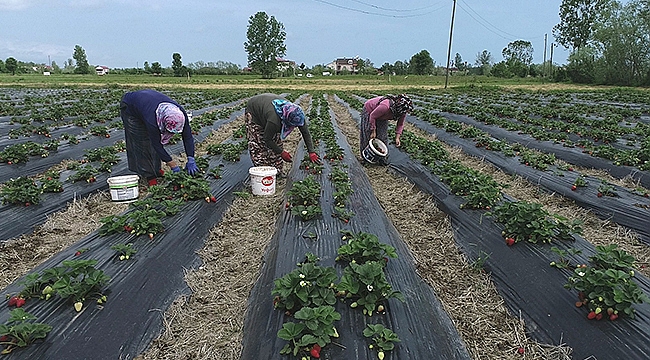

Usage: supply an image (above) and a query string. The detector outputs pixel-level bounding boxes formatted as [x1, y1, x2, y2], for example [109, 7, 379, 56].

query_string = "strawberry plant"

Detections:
[300, 155, 324, 175]
[336, 231, 397, 265]
[438, 161, 503, 209]
[0, 142, 48, 164]
[288, 176, 322, 221]
[193, 156, 210, 175]
[0, 308, 52, 355]
[111, 243, 137, 261]
[14, 259, 110, 312]
[209, 166, 223, 179]
[40, 170, 63, 193]
[597, 182, 616, 197]
[272, 262, 338, 312]
[573, 176, 588, 188]
[157, 171, 212, 201]
[363, 324, 401, 360]
[67, 164, 98, 183]
[549, 246, 582, 269]
[337, 261, 405, 316]
[565, 245, 648, 319]
[277, 305, 341, 358]
[488, 201, 582, 244]
[1, 177, 42, 206]
[60, 133, 80, 145]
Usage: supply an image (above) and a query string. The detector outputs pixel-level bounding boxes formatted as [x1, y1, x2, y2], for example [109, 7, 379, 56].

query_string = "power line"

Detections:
[349, 0, 444, 12]
[457, 0, 546, 41]
[311, 0, 444, 18]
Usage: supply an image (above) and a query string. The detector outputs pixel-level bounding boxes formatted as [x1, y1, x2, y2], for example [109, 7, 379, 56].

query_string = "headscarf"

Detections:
[272, 99, 305, 140]
[156, 102, 185, 145]
[392, 94, 414, 118]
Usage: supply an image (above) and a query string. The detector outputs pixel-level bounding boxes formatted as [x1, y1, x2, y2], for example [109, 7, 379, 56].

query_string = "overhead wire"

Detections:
[457, 0, 546, 41]
[311, 0, 446, 18]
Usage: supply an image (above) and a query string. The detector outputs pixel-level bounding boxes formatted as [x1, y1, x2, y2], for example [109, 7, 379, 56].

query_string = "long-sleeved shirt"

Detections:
[121, 89, 195, 162]
[245, 93, 315, 154]
[363, 96, 406, 135]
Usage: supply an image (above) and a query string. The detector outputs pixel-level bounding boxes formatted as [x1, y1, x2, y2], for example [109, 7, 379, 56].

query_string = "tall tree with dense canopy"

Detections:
[5, 57, 17, 75]
[553, 0, 608, 51]
[409, 50, 434, 75]
[72, 45, 90, 74]
[244, 11, 286, 78]
[474, 50, 493, 75]
[172, 53, 184, 77]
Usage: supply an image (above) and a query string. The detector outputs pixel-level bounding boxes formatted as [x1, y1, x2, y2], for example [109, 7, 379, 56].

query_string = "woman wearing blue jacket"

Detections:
[120, 89, 198, 186]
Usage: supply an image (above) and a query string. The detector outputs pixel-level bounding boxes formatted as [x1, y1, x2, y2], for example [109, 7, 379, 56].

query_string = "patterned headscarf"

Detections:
[272, 99, 305, 140]
[392, 94, 413, 117]
[156, 102, 185, 145]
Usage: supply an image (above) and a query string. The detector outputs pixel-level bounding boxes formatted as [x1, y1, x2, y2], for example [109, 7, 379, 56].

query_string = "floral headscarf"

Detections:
[392, 94, 413, 117]
[156, 102, 185, 145]
[272, 99, 305, 140]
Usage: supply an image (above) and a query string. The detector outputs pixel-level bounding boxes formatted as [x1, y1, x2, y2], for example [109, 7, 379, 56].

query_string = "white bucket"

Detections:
[249, 166, 278, 196]
[362, 139, 388, 164]
[107, 175, 140, 202]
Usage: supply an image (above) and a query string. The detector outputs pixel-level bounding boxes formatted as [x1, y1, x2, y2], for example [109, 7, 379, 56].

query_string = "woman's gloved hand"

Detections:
[281, 150, 292, 162]
[171, 166, 181, 173]
[309, 152, 320, 163]
[186, 156, 199, 175]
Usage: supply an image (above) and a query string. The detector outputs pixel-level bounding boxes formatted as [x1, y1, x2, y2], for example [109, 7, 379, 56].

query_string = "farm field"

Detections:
[0, 78, 649, 360]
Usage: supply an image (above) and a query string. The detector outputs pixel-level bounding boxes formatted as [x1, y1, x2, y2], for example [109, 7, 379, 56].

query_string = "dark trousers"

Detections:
[120, 100, 161, 181]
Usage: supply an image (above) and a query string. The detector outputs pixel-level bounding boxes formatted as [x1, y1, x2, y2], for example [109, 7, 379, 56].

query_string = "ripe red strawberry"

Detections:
[568, 167, 573, 171]
[15, 298, 26, 308]
[587, 311, 596, 320]
[597, 192, 603, 197]
[74, 251, 82, 256]
[571, 185, 577, 191]
[595, 313, 603, 320]
[505, 237, 515, 246]
[8, 296, 17, 306]
[575, 301, 583, 308]
[310, 344, 321, 358]
[124, 225, 133, 232]
[25, 202, 30, 207]
[210, 196, 217, 203]
[609, 314, 618, 321]
[517, 347, 525, 355]
[0, 335, 9, 342]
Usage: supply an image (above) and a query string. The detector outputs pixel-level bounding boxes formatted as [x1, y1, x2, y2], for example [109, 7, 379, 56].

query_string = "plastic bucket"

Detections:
[362, 139, 388, 164]
[249, 166, 278, 196]
[107, 175, 140, 203]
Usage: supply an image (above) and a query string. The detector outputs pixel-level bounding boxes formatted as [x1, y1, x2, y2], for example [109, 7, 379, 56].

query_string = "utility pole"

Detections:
[445, 0, 457, 89]
[543, 34, 547, 78]
[550, 43, 557, 77]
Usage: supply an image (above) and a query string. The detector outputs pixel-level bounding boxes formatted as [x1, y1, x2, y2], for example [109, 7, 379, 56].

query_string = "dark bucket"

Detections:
[362, 139, 388, 164]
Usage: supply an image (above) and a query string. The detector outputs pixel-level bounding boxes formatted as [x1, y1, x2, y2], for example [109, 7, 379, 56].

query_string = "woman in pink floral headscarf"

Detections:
[120, 89, 198, 186]
[360, 94, 413, 165]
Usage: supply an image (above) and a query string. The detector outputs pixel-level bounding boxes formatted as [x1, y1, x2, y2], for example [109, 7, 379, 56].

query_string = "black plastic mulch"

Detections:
[241, 108, 471, 359]
[0, 153, 253, 360]
[0, 109, 245, 243]
[435, 110, 650, 189]
[337, 97, 650, 360]
[407, 115, 650, 245]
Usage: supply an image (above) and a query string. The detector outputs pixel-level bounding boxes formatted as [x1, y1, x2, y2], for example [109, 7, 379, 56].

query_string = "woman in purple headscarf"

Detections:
[244, 93, 319, 172]
[360, 93, 414, 165]
[120, 89, 198, 186]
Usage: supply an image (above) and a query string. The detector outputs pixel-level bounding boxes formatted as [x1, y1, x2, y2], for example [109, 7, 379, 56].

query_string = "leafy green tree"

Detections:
[393, 60, 409, 75]
[474, 50, 493, 75]
[491, 61, 512, 78]
[409, 50, 434, 75]
[143, 61, 151, 73]
[454, 53, 467, 71]
[592, 0, 650, 86]
[72, 45, 90, 74]
[151, 62, 162, 74]
[553, 0, 608, 52]
[244, 11, 287, 78]
[50, 61, 61, 74]
[566, 46, 597, 83]
[502, 40, 533, 77]
[5, 57, 17, 75]
[172, 53, 183, 76]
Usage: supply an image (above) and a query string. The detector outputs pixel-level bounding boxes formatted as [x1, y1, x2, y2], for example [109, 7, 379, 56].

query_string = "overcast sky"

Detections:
[0, 0, 572, 69]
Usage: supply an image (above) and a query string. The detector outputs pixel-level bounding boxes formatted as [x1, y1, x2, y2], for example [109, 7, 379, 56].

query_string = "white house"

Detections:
[95, 66, 109, 76]
[326, 57, 359, 74]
